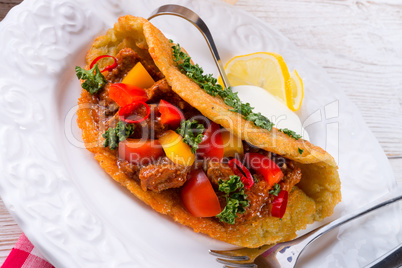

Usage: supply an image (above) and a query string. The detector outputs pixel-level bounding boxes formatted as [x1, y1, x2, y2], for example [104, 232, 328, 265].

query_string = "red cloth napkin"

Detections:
[2, 234, 54, 268]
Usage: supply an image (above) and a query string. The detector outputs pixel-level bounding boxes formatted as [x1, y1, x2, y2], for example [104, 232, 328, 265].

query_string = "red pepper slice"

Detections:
[228, 158, 254, 189]
[198, 121, 224, 160]
[158, 99, 184, 127]
[90, 55, 118, 72]
[109, 83, 149, 107]
[271, 190, 288, 218]
[244, 152, 284, 187]
[119, 101, 150, 124]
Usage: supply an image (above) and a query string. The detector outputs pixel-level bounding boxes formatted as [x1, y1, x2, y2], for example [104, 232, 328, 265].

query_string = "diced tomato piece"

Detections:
[271, 190, 288, 218]
[158, 99, 184, 128]
[118, 139, 164, 165]
[244, 152, 284, 187]
[181, 169, 221, 217]
[197, 121, 224, 160]
[109, 83, 148, 107]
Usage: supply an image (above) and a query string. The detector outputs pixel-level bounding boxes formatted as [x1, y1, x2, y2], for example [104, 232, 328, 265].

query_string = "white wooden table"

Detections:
[0, 0, 401, 265]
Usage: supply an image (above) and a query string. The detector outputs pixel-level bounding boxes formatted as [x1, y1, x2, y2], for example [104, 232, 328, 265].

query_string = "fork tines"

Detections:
[216, 258, 257, 268]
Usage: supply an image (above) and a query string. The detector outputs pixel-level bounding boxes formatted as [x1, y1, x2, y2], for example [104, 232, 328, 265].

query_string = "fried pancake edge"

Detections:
[76, 15, 341, 248]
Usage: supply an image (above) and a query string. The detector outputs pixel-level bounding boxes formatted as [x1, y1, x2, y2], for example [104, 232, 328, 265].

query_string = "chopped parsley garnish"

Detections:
[172, 43, 222, 96]
[279, 128, 302, 140]
[298, 148, 304, 154]
[171, 43, 274, 131]
[176, 120, 205, 153]
[218, 175, 244, 194]
[103, 121, 135, 150]
[216, 175, 249, 224]
[269, 183, 281, 196]
[75, 64, 106, 95]
[246, 112, 274, 131]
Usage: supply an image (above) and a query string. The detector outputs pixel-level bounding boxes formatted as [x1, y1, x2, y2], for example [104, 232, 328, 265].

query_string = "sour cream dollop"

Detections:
[232, 85, 309, 141]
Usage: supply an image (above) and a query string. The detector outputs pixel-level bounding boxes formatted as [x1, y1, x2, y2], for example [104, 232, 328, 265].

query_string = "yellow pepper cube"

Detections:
[122, 62, 155, 89]
[221, 130, 244, 157]
[159, 130, 195, 166]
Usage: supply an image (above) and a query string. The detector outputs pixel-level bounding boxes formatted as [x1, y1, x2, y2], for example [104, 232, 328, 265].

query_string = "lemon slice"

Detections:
[287, 70, 304, 111]
[221, 52, 292, 104]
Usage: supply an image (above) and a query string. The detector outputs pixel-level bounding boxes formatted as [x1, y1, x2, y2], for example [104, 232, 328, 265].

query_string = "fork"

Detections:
[210, 191, 402, 268]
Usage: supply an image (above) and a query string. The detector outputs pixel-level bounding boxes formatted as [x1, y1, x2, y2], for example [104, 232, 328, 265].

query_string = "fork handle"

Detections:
[363, 243, 402, 268]
[148, 4, 231, 89]
[292, 190, 402, 250]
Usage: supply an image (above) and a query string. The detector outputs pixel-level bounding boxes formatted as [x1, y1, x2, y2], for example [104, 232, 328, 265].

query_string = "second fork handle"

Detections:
[296, 192, 402, 250]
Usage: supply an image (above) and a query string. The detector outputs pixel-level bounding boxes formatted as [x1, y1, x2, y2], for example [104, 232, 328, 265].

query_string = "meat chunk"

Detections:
[105, 47, 164, 83]
[118, 159, 141, 179]
[206, 161, 234, 186]
[144, 79, 199, 118]
[130, 104, 167, 139]
[279, 160, 302, 192]
[105, 112, 119, 129]
[145, 78, 172, 100]
[145, 78, 189, 109]
[106, 48, 141, 83]
[239, 180, 272, 222]
[99, 96, 119, 117]
[139, 157, 190, 192]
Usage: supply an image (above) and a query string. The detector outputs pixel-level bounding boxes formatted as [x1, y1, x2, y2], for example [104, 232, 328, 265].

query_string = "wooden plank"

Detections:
[0, 0, 22, 21]
[0, 197, 21, 262]
[390, 158, 402, 182]
[235, 0, 402, 158]
[222, 0, 238, 4]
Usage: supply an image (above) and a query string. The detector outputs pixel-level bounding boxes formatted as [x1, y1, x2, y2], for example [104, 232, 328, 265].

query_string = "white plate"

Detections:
[0, 0, 401, 267]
